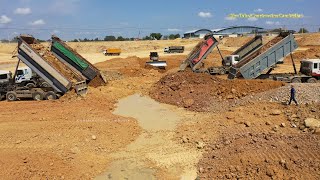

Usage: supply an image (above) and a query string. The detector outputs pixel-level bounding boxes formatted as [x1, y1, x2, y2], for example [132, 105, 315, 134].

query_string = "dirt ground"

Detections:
[0, 33, 319, 179]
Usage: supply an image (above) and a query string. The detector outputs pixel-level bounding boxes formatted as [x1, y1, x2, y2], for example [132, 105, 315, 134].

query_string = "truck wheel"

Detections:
[32, 92, 43, 101]
[41, 82, 50, 87]
[6, 92, 17, 101]
[291, 78, 301, 83]
[219, 69, 226, 75]
[26, 83, 35, 88]
[44, 91, 57, 100]
[307, 78, 317, 83]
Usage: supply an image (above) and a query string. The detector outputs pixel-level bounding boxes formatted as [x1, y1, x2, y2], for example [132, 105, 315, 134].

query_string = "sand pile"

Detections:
[220, 37, 253, 47]
[150, 71, 284, 112]
[293, 46, 320, 59]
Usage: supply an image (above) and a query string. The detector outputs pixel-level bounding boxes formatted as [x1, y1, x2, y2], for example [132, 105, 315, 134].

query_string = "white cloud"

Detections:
[266, 21, 281, 25]
[247, 17, 258, 21]
[225, 16, 237, 21]
[167, 28, 182, 32]
[14, 8, 32, 15]
[0, 15, 12, 24]
[254, 8, 263, 12]
[30, 19, 45, 26]
[198, 12, 212, 18]
[53, 30, 60, 34]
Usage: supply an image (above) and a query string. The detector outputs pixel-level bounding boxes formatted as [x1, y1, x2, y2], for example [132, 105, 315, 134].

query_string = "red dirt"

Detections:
[149, 71, 285, 112]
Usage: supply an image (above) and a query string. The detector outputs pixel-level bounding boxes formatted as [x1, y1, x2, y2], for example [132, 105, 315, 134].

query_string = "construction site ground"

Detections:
[0, 33, 319, 179]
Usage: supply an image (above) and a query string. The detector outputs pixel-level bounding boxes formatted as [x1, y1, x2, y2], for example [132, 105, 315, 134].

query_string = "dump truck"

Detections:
[164, 46, 184, 53]
[228, 32, 299, 80]
[207, 36, 263, 75]
[51, 35, 106, 84]
[266, 59, 320, 83]
[180, 33, 220, 72]
[1, 35, 88, 101]
[15, 66, 50, 88]
[145, 52, 167, 69]
[103, 48, 121, 56]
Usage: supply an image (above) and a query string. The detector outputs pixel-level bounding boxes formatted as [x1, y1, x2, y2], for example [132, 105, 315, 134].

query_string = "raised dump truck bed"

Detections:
[228, 32, 298, 79]
[231, 35, 263, 59]
[17, 35, 87, 95]
[51, 35, 105, 85]
[180, 34, 219, 71]
[207, 35, 263, 75]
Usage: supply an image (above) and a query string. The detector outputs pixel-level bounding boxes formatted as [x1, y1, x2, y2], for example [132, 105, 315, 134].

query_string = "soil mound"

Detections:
[150, 71, 285, 112]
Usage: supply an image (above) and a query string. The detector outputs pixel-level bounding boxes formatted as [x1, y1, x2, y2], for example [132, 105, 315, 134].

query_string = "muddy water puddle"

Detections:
[95, 94, 200, 180]
[113, 94, 181, 131]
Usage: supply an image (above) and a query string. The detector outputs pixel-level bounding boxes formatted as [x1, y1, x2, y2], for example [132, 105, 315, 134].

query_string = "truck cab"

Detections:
[0, 70, 12, 83]
[15, 67, 33, 83]
[300, 59, 320, 77]
[223, 55, 240, 66]
[15, 67, 50, 88]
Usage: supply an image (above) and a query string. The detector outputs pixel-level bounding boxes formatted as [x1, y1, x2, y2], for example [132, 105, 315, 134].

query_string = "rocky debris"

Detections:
[304, 118, 320, 128]
[244, 121, 251, 127]
[91, 135, 97, 140]
[196, 141, 205, 149]
[183, 98, 194, 108]
[241, 83, 320, 105]
[266, 121, 272, 126]
[270, 110, 282, 115]
[197, 132, 320, 179]
[182, 136, 189, 143]
[280, 123, 286, 128]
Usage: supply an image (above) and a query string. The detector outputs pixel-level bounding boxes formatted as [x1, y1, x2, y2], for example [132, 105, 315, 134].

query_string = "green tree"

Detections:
[174, 34, 180, 39]
[143, 36, 152, 40]
[94, 37, 99, 41]
[168, 34, 175, 40]
[298, 28, 309, 33]
[104, 36, 116, 41]
[150, 33, 162, 40]
[117, 36, 125, 41]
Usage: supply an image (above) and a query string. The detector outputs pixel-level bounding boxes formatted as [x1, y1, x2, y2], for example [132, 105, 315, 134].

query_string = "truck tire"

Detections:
[307, 78, 317, 83]
[41, 82, 50, 87]
[291, 78, 301, 83]
[44, 91, 57, 100]
[26, 83, 36, 88]
[32, 92, 43, 101]
[6, 92, 17, 101]
[219, 69, 226, 75]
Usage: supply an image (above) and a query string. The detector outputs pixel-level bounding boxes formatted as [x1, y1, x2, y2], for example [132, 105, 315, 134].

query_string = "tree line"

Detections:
[72, 33, 181, 42]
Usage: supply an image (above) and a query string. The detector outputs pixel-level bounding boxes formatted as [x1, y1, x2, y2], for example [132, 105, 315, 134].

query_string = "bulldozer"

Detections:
[145, 52, 167, 69]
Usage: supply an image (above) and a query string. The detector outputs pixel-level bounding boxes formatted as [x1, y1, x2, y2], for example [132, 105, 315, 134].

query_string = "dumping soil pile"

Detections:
[30, 44, 85, 83]
[150, 71, 284, 112]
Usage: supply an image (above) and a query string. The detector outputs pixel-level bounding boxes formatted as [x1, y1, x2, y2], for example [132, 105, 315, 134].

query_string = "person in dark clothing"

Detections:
[288, 85, 298, 105]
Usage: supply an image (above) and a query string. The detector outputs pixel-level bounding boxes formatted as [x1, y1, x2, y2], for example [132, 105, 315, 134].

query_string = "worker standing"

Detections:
[288, 85, 298, 106]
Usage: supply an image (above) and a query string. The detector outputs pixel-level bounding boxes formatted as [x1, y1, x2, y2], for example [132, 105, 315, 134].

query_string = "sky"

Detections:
[0, 0, 319, 40]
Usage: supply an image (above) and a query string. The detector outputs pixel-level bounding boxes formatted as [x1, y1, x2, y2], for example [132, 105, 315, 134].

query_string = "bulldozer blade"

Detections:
[145, 61, 167, 67]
